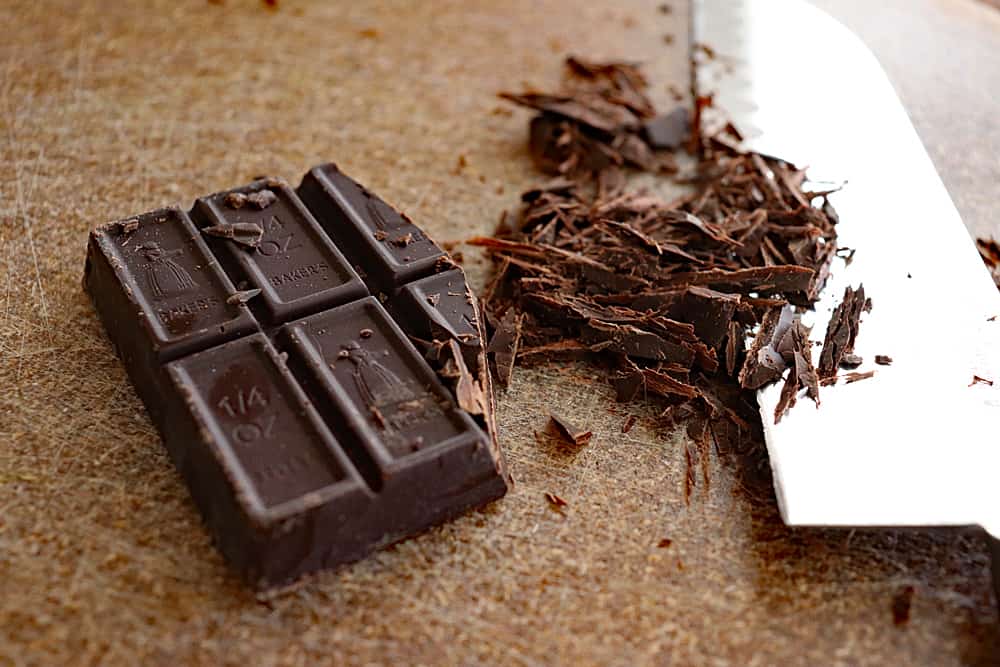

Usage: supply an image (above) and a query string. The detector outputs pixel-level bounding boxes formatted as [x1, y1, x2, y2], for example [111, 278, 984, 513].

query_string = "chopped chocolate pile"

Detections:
[976, 238, 1000, 290]
[479, 56, 870, 475]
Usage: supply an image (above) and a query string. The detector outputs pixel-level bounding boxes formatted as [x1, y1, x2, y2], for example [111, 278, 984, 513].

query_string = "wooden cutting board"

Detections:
[1, 1, 998, 665]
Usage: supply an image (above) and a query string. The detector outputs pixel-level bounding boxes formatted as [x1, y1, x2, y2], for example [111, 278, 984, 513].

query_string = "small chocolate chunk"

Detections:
[818, 285, 871, 378]
[548, 413, 593, 446]
[245, 189, 278, 209]
[839, 353, 863, 369]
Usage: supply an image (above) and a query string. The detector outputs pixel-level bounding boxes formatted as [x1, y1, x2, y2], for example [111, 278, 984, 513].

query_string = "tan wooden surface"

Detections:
[1, 1, 999, 665]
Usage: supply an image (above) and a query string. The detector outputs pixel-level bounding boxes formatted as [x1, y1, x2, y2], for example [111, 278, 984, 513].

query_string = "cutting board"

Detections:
[1, 1, 998, 665]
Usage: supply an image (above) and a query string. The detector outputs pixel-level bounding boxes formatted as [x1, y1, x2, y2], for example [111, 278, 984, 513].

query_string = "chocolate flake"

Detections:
[245, 189, 277, 209]
[202, 222, 264, 248]
[874, 354, 892, 366]
[487, 308, 522, 387]
[548, 413, 593, 446]
[226, 288, 262, 305]
[970, 375, 994, 387]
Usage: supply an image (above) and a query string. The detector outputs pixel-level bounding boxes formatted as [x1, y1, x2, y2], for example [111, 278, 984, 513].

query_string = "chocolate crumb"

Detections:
[622, 414, 637, 433]
[892, 585, 915, 626]
[874, 355, 892, 366]
[657, 538, 672, 548]
[224, 192, 248, 209]
[245, 189, 277, 210]
[393, 233, 413, 247]
[118, 218, 140, 235]
[544, 492, 568, 509]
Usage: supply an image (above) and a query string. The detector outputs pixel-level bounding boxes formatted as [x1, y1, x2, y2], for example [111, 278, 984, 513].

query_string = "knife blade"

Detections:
[692, 0, 1000, 544]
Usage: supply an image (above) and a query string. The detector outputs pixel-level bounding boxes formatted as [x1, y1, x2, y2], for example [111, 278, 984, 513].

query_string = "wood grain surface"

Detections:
[1, 1, 998, 665]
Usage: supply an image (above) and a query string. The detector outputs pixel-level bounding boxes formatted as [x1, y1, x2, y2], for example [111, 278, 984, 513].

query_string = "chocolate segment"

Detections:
[192, 179, 367, 324]
[297, 163, 446, 290]
[85, 207, 257, 360]
[168, 334, 354, 509]
[84, 166, 507, 590]
[280, 297, 480, 463]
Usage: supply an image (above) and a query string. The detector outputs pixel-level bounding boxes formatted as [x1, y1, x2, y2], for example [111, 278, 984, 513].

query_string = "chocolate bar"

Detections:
[84, 164, 507, 590]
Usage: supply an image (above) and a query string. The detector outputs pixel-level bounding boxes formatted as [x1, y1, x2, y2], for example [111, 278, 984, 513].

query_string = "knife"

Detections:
[693, 0, 1000, 594]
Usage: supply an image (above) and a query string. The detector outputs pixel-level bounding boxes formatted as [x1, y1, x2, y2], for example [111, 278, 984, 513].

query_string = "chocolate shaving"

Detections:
[621, 415, 637, 433]
[970, 375, 994, 387]
[820, 370, 875, 387]
[548, 413, 593, 446]
[226, 288, 262, 305]
[202, 222, 264, 248]
[487, 308, 523, 387]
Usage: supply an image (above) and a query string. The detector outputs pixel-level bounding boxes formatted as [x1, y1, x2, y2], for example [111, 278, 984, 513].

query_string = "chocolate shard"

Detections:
[226, 288, 262, 305]
[581, 319, 695, 364]
[773, 319, 820, 423]
[667, 286, 739, 348]
[201, 221, 264, 248]
[487, 308, 523, 387]
[818, 284, 870, 378]
[498, 91, 641, 134]
[548, 413, 593, 446]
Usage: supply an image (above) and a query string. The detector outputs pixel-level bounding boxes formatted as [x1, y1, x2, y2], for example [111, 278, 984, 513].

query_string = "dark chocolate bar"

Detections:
[84, 164, 507, 590]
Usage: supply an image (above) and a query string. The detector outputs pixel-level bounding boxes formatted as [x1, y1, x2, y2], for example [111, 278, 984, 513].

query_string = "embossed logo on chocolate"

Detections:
[340, 340, 444, 449]
[212, 363, 274, 447]
[258, 215, 303, 257]
[138, 242, 197, 299]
